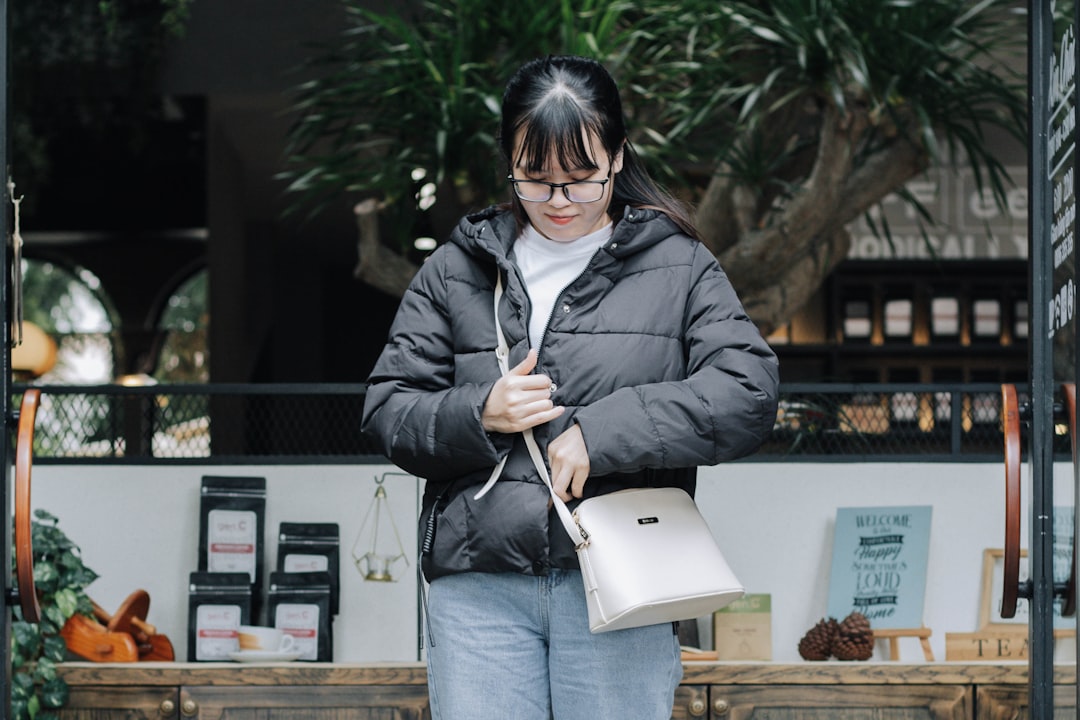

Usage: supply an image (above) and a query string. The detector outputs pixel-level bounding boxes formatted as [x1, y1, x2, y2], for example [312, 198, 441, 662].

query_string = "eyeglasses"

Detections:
[507, 172, 611, 203]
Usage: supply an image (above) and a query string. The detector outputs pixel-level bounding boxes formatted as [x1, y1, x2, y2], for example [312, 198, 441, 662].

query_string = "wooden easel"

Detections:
[873, 627, 934, 661]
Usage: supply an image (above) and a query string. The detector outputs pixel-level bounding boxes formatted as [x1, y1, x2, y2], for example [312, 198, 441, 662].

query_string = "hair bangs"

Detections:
[513, 94, 604, 175]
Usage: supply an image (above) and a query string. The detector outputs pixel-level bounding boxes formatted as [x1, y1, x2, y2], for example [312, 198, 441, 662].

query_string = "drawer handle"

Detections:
[181, 699, 199, 717]
[159, 699, 176, 717]
[714, 698, 731, 715]
[687, 697, 707, 717]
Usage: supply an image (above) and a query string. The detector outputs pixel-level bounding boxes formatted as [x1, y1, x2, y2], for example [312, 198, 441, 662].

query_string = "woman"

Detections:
[362, 55, 779, 720]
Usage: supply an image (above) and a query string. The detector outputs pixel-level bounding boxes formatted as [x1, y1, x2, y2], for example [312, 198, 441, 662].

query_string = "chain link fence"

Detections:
[14, 382, 1058, 464]
[19, 384, 378, 464]
[764, 383, 1064, 460]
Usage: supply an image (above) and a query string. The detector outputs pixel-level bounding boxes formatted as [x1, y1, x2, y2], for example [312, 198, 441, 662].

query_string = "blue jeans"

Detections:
[425, 569, 683, 720]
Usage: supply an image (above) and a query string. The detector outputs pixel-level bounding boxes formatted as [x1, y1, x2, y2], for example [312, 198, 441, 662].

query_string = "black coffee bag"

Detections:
[267, 570, 333, 661]
[276, 522, 340, 615]
[198, 475, 266, 622]
[187, 571, 252, 661]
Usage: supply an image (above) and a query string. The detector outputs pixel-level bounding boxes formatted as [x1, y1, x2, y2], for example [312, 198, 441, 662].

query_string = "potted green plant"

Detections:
[10, 509, 98, 720]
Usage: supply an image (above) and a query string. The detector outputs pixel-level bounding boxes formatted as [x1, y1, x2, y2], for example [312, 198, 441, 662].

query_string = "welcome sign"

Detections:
[826, 506, 933, 629]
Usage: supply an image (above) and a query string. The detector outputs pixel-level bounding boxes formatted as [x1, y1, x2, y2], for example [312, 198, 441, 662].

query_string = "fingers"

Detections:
[548, 425, 590, 501]
[569, 466, 589, 499]
[506, 350, 554, 393]
[494, 384, 563, 430]
[551, 459, 588, 502]
[481, 349, 563, 433]
[509, 348, 538, 376]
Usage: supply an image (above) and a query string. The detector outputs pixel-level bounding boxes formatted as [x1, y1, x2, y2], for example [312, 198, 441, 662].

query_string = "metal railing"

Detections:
[17, 383, 377, 464]
[13, 382, 1056, 464]
[761, 383, 1062, 461]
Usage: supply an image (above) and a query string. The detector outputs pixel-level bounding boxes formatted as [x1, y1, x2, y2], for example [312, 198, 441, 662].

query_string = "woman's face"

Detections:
[511, 129, 623, 242]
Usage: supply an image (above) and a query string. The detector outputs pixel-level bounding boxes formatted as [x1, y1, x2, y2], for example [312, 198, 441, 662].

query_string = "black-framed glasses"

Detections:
[507, 172, 611, 203]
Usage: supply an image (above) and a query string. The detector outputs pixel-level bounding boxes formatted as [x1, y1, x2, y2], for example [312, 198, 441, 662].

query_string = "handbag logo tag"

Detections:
[637, 517, 659, 525]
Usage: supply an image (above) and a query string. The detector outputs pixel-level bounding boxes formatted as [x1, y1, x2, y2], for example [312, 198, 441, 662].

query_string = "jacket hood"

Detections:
[449, 204, 684, 263]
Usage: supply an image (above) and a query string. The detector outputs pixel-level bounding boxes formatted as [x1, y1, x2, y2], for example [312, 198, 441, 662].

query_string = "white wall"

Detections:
[26, 461, 1073, 663]
[694, 461, 1073, 663]
[29, 465, 422, 662]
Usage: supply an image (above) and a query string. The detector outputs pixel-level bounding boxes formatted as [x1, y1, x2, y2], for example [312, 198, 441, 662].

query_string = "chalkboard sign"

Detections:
[1049, 12, 1077, 379]
[826, 505, 932, 629]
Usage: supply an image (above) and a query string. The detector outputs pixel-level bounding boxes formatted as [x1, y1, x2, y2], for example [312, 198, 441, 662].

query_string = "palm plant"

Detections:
[281, 0, 1026, 333]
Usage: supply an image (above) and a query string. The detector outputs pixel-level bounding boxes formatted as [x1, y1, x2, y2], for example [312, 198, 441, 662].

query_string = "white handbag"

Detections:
[570, 485, 745, 632]
[475, 273, 745, 633]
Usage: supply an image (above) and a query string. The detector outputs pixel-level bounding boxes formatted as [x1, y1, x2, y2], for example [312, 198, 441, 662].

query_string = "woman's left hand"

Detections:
[547, 424, 590, 501]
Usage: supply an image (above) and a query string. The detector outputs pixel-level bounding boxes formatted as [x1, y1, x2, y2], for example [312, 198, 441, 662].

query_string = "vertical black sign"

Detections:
[1035, 2, 1076, 719]
[1051, 12, 1077, 375]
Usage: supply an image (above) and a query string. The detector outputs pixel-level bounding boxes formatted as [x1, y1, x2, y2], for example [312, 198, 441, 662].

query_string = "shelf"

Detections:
[55, 661, 1065, 688]
[57, 662, 429, 687]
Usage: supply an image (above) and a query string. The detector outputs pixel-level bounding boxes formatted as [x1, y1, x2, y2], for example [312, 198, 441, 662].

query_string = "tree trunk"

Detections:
[353, 199, 420, 297]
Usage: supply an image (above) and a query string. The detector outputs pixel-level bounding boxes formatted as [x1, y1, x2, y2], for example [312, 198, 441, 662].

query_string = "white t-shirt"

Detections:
[513, 222, 613, 349]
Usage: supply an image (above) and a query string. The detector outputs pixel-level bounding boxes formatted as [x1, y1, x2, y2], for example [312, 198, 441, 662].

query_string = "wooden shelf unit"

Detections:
[55, 661, 1074, 720]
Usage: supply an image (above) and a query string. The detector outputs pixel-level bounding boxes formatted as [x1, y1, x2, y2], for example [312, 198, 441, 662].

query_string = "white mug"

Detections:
[237, 625, 296, 653]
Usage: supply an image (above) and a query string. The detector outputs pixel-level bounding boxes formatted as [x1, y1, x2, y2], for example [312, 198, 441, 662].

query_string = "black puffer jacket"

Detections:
[361, 205, 779, 581]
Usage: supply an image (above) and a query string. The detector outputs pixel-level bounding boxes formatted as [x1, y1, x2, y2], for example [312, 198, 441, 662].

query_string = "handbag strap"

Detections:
[472, 271, 587, 549]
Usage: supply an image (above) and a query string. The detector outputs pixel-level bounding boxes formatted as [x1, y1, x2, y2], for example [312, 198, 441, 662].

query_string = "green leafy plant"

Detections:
[281, 0, 1027, 335]
[10, 510, 98, 720]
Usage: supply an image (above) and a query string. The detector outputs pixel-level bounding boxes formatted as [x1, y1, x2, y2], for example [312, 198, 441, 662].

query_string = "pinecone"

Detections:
[833, 611, 874, 661]
[798, 617, 838, 661]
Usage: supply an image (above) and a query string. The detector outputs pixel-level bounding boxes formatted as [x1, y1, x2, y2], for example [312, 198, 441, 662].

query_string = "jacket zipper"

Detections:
[536, 250, 603, 367]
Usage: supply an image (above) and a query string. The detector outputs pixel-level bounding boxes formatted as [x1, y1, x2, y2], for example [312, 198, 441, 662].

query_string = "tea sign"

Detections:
[826, 506, 933, 629]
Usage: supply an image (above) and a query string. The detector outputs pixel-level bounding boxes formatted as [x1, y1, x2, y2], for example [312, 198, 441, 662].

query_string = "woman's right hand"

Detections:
[482, 349, 565, 433]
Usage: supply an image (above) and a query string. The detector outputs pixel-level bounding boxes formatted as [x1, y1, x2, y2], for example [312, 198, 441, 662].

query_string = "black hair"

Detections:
[498, 55, 698, 238]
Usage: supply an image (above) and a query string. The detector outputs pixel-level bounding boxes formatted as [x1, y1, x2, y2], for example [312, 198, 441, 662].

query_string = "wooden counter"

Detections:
[54, 662, 1076, 719]
[57, 660, 1059, 686]
[58, 661, 430, 686]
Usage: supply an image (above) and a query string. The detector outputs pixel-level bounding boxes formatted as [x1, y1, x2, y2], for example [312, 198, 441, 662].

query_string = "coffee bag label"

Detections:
[283, 553, 329, 573]
[274, 603, 320, 661]
[207, 509, 257, 580]
[195, 604, 241, 660]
